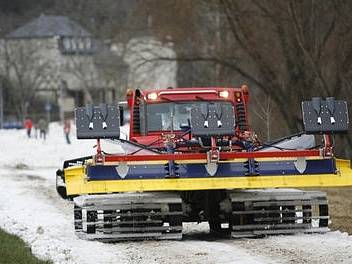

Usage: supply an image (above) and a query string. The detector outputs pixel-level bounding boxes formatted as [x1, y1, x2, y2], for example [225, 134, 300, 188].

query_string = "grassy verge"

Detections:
[324, 187, 352, 234]
[305, 187, 352, 234]
[0, 228, 51, 264]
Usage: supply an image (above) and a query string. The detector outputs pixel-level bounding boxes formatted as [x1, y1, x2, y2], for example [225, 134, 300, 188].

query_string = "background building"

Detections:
[0, 14, 126, 120]
[0, 13, 177, 122]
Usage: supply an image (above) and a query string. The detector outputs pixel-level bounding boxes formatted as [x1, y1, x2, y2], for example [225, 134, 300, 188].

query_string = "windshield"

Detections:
[146, 101, 233, 132]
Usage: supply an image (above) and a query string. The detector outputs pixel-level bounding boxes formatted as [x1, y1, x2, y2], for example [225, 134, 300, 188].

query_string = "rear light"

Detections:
[219, 90, 229, 98]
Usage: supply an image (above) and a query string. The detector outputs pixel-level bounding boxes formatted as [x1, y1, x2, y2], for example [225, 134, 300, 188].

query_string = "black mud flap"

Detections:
[56, 169, 68, 200]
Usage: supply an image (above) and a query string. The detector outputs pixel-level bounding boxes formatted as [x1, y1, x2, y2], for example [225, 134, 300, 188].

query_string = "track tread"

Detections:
[73, 192, 183, 241]
[229, 189, 329, 238]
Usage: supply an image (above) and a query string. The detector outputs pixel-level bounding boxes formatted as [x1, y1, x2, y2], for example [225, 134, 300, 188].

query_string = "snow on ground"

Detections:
[1, 123, 352, 264]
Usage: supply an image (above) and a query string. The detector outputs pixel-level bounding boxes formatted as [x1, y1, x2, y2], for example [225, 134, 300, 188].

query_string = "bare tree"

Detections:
[217, 0, 352, 155]
[125, 0, 352, 155]
[0, 39, 58, 118]
[252, 95, 273, 141]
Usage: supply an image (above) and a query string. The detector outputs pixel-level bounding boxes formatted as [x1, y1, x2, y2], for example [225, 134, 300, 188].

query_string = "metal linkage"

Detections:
[73, 192, 183, 241]
[229, 189, 329, 238]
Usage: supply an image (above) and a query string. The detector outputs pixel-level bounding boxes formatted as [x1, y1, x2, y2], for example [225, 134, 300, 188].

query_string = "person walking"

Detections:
[34, 121, 38, 139]
[38, 118, 47, 140]
[63, 119, 71, 144]
[24, 117, 33, 138]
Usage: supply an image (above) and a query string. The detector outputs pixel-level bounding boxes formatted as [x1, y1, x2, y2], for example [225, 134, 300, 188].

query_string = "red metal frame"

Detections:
[104, 149, 321, 162]
[95, 138, 104, 163]
[323, 134, 333, 156]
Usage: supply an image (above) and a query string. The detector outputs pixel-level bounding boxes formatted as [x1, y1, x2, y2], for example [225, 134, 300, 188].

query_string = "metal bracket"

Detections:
[115, 164, 129, 179]
[205, 150, 219, 176]
[294, 157, 307, 174]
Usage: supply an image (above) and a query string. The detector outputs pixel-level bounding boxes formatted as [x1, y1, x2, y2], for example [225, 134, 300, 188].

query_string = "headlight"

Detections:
[219, 90, 229, 98]
[147, 92, 158, 100]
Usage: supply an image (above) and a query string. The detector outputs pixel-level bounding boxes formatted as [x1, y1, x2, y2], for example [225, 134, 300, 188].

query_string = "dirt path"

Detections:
[324, 187, 352, 233]
[2, 167, 352, 264]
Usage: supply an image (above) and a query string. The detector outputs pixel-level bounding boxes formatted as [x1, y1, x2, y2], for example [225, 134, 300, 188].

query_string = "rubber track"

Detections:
[73, 192, 183, 241]
[229, 189, 329, 238]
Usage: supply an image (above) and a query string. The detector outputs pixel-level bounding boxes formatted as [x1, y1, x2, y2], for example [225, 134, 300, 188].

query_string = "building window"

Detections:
[63, 37, 71, 50]
[78, 38, 84, 50]
[85, 38, 91, 50]
[71, 39, 77, 50]
[60, 36, 95, 54]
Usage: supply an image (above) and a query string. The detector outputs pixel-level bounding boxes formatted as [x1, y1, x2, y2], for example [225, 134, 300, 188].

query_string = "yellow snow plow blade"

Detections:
[64, 158, 352, 196]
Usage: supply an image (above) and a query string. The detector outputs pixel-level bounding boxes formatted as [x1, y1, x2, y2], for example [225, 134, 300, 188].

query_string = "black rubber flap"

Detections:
[302, 98, 349, 134]
[75, 104, 120, 139]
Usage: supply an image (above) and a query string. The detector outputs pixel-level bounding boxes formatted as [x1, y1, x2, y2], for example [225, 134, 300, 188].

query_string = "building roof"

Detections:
[6, 14, 92, 39]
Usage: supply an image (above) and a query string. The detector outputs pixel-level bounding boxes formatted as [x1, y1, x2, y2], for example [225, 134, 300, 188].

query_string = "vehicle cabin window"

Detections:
[146, 101, 233, 132]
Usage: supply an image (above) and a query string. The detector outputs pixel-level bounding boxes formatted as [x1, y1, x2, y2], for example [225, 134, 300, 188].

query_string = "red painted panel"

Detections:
[104, 150, 321, 162]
